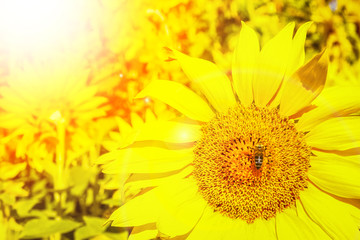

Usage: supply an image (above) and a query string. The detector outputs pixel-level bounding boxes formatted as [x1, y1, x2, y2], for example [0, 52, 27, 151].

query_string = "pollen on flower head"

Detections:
[193, 104, 311, 223]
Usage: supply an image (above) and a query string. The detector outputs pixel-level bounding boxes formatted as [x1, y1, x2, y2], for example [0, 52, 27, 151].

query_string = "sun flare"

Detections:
[0, 0, 86, 54]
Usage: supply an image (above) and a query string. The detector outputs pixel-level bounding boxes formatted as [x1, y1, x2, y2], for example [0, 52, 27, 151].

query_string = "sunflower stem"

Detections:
[51, 111, 67, 219]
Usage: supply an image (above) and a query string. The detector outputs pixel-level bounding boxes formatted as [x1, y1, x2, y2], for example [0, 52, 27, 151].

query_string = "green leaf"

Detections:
[8, 218, 23, 232]
[83, 216, 107, 231]
[74, 216, 107, 240]
[86, 188, 94, 206]
[19, 218, 82, 239]
[101, 198, 121, 207]
[31, 179, 47, 195]
[69, 166, 92, 196]
[26, 209, 57, 219]
[14, 197, 39, 217]
[0, 180, 28, 206]
[0, 192, 15, 206]
[103, 231, 128, 240]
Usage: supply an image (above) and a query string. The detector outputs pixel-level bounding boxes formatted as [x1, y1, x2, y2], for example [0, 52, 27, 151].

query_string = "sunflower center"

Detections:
[193, 104, 311, 223]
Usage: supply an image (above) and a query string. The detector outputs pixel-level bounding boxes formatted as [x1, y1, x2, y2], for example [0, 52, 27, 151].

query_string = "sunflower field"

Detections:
[0, 0, 359, 239]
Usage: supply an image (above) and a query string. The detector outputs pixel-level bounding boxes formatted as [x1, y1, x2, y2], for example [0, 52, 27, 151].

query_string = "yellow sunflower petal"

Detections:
[248, 218, 277, 240]
[130, 113, 144, 129]
[269, 22, 312, 108]
[253, 22, 294, 107]
[330, 198, 360, 227]
[285, 22, 313, 78]
[0, 114, 24, 129]
[232, 21, 259, 106]
[170, 49, 236, 112]
[72, 86, 98, 107]
[76, 96, 107, 111]
[276, 207, 317, 239]
[296, 200, 332, 239]
[136, 120, 201, 143]
[116, 116, 133, 135]
[312, 149, 359, 165]
[157, 180, 207, 238]
[221, 220, 246, 239]
[96, 150, 121, 165]
[101, 147, 193, 174]
[305, 117, 360, 151]
[136, 80, 214, 122]
[124, 166, 193, 192]
[279, 50, 328, 116]
[309, 153, 360, 198]
[110, 179, 195, 227]
[144, 109, 157, 123]
[128, 224, 158, 240]
[187, 206, 238, 240]
[342, 199, 360, 229]
[300, 184, 360, 239]
[72, 107, 107, 119]
[297, 86, 360, 131]
[109, 189, 161, 227]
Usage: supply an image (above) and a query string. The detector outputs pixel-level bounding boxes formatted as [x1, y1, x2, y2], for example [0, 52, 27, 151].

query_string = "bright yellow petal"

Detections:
[109, 189, 161, 227]
[279, 50, 328, 116]
[110, 179, 196, 227]
[296, 200, 331, 239]
[247, 218, 277, 240]
[157, 180, 207, 238]
[0, 114, 25, 129]
[285, 22, 313, 78]
[128, 224, 158, 240]
[305, 117, 360, 151]
[341, 199, 360, 227]
[232, 21, 259, 106]
[297, 86, 360, 131]
[72, 86, 98, 107]
[136, 120, 201, 143]
[96, 150, 120, 165]
[124, 166, 193, 192]
[220, 222, 249, 240]
[101, 147, 193, 174]
[221, 220, 246, 239]
[170, 49, 236, 112]
[76, 96, 107, 111]
[253, 22, 294, 107]
[309, 152, 360, 198]
[276, 207, 318, 239]
[130, 113, 144, 129]
[270, 22, 313, 108]
[187, 206, 238, 240]
[144, 109, 157, 123]
[312, 149, 360, 165]
[299, 183, 360, 239]
[324, 198, 360, 228]
[136, 80, 214, 122]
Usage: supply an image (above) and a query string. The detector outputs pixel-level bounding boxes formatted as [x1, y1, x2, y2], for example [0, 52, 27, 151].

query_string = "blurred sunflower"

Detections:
[101, 21, 360, 239]
[0, 54, 109, 174]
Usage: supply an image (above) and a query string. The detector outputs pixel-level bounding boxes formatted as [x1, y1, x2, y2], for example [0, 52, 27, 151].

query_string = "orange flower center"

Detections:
[193, 104, 311, 223]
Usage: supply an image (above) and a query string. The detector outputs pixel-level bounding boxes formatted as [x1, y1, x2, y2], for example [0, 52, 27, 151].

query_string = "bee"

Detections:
[254, 143, 265, 169]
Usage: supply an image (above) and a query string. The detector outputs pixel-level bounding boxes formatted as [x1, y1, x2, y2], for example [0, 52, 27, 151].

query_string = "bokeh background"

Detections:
[0, 0, 359, 239]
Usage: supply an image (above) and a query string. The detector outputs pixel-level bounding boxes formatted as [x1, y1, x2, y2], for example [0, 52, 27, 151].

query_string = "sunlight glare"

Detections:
[0, 0, 85, 54]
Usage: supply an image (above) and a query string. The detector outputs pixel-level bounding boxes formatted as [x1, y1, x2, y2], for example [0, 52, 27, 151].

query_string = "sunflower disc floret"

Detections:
[193, 104, 311, 223]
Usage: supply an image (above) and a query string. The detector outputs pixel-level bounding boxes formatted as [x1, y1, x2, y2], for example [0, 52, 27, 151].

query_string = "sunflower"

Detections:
[102, 22, 360, 239]
[0, 54, 109, 172]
